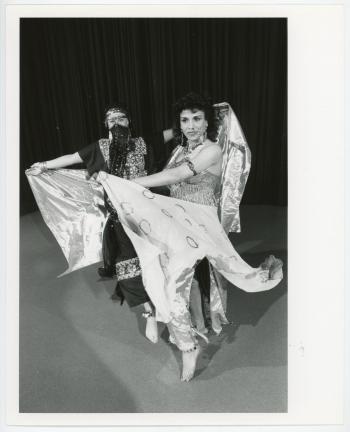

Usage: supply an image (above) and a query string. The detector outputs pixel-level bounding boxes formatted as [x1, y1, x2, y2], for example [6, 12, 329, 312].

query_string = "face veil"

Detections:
[108, 124, 133, 178]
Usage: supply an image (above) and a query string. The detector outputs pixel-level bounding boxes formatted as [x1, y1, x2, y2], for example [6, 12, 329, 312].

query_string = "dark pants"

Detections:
[102, 215, 150, 307]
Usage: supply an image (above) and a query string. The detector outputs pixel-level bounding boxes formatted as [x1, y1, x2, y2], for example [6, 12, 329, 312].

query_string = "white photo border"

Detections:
[1, 1, 347, 430]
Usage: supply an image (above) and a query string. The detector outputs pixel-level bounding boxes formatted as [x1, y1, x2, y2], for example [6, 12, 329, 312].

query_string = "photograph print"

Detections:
[20, 17, 287, 413]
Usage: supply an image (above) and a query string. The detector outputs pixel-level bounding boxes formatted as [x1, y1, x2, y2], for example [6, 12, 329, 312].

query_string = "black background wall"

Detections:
[20, 18, 287, 215]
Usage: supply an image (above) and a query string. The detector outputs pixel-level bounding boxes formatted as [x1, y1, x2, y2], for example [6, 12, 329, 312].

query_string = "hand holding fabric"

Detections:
[95, 171, 108, 184]
[26, 162, 47, 176]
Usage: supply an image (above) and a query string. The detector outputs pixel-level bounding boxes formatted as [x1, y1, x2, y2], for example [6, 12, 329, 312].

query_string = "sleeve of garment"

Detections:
[77, 141, 107, 176]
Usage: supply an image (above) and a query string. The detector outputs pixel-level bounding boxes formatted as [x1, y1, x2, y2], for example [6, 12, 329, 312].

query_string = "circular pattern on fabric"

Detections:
[142, 189, 155, 199]
[198, 224, 208, 233]
[139, 219, 151, 235]
[229, 255, 238, 261]
[161, 209, 173, 218]
[175, 203, 186, 212]
[120, 202, 134, 215]
[186, 236, 199, 248]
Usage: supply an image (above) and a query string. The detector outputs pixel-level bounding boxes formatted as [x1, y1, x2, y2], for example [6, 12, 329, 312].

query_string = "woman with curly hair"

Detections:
[100, 92, 282, 381]
[132, 93, 223, 380]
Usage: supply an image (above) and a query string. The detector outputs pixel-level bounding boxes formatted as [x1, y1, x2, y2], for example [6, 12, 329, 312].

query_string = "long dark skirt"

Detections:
[102, 215, 150, 307]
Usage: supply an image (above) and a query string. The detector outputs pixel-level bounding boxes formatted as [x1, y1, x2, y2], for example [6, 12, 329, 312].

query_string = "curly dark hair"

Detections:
[173, 92, 219, 146]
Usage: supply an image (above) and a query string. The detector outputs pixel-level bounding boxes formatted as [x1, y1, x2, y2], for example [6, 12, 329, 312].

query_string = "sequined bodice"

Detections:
[168, 159, 220, 207]
[101, 137, 148, 217]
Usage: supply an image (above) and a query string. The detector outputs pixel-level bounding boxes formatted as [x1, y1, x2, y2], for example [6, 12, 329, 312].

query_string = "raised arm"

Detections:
[27, 152, 83, 175]
[132, 144, 221, 188]
[162, 129, 174, 143]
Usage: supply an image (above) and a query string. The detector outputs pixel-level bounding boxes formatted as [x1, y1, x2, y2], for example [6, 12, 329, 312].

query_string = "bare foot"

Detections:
[181, 345, 201, 382]
[144, 316, 158, 344]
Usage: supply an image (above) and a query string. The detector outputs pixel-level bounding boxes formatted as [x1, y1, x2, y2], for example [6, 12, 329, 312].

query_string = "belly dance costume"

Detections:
[79, 124, 154, 307]
[96, 104, 281, 353]
[100, 129, 152, 307]
[166, 155, 221, 351]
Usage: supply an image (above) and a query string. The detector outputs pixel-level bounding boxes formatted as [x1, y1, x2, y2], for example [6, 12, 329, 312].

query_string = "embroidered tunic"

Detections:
[77, 132, 164, 306]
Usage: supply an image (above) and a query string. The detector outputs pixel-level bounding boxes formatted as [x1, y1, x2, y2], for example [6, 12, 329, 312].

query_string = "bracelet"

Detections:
[40, 161, 48, 172]
[184, 158, 198, 176]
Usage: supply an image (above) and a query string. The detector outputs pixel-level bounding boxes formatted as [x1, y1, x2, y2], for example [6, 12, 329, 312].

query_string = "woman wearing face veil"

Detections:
[97, 93, 283, 381]
[26, 105, 174, 343]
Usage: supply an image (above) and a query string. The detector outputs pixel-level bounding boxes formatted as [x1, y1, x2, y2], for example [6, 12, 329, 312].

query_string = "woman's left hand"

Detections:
[26, 162, 47, 176]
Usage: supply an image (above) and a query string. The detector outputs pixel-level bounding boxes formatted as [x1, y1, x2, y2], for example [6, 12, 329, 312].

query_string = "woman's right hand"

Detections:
[26, 162, 47, 176]
[95, 171, 108, 184]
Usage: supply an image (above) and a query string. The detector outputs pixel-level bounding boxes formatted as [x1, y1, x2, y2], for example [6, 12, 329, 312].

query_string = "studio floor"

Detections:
[19, 205, 287, 413]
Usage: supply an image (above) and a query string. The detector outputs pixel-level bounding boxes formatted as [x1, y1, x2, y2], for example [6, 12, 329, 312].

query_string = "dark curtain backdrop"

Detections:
[20, 18, 287, 214]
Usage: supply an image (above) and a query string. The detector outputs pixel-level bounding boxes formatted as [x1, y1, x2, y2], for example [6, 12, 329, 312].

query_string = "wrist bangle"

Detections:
[40, 161, 48, 171]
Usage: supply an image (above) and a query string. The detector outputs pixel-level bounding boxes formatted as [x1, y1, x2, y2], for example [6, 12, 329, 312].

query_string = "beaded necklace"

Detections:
[183, 140, 204, 156]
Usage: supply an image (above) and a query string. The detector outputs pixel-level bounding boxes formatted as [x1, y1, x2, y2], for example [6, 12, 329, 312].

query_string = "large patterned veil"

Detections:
[26, 103, 282, 325]
[26, 103, 250, 280]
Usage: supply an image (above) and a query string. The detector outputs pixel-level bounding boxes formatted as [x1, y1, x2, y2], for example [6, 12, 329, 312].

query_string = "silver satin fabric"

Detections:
[26, 169, 105, 276]
[215, 102, 251, 234]
[101, 174, 282, 324]
[26, 103, 251, 301]
[211, 103, 251, 330]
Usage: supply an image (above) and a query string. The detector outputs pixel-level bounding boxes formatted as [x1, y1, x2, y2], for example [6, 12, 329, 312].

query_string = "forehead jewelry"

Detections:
[106, 108, 128, 120]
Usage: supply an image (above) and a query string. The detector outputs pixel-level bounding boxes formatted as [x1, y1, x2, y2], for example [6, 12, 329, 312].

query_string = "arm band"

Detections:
[185, 159, 198, 176]
[40, 161, 48, 171]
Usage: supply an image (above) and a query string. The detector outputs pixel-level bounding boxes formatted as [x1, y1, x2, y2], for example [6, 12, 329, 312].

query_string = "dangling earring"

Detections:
[181, 131, 184, 146]
[201, 127, 208, 143]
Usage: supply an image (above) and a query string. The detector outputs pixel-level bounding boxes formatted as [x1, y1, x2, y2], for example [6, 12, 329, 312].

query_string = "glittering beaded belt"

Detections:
[115, 257, 142, 281]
